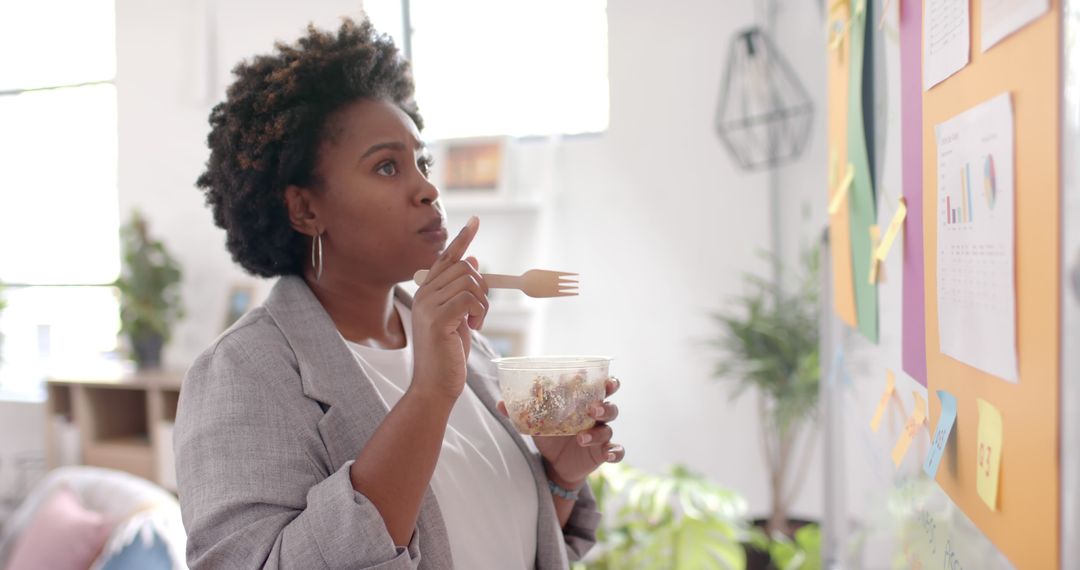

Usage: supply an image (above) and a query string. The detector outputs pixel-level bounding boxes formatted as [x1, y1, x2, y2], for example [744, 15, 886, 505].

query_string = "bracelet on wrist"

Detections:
[547, 478, 581, 501]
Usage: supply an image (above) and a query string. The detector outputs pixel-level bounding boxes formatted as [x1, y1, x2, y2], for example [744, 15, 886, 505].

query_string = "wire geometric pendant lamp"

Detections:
[715, 27, 814, 171]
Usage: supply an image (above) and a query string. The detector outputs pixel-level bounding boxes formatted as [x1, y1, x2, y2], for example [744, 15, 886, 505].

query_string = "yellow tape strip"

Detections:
[828, 164, 855, 215]
[870, 370, 896, 432]
[874, 197, 908, 262]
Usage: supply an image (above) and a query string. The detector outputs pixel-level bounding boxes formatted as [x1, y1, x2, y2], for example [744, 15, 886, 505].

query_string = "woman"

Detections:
[174, 17, 625, 569]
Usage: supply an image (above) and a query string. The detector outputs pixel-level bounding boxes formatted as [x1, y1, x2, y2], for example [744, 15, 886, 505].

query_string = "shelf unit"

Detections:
[45, 368, 183, 491]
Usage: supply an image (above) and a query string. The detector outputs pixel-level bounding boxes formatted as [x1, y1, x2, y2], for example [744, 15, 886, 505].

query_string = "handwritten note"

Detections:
[892, 391, 927, 467]
[982, 0, 1049, 51]
[871, 370, 896, 432]
[977, 398, 1004, 510]
[923, 390, 958, 478]
[924, 0, 970, 89]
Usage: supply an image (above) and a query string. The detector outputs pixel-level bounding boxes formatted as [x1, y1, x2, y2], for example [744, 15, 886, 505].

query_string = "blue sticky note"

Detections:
[827, 346, 853, 387]
[923, 389, 958, 478]
[827, 347, 844, 386]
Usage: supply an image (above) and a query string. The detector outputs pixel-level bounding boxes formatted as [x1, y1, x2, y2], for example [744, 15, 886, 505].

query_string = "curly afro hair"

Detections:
[196, 17, 422, 277]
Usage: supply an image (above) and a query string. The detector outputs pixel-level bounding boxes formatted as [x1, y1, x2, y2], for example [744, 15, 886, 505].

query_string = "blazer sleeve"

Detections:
[175, 333, 421, 570]
[563, 482, 602, 561]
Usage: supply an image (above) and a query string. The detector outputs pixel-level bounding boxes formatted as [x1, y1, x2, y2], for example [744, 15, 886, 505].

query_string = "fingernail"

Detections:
[607, 452, 616, 462]
[466, 215, 478, 229]
[593, 405, 605, 417]
[579, 433, 592, 445]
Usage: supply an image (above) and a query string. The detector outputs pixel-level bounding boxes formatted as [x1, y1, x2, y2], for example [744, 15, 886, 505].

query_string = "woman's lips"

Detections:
[419, 226, 448, 243]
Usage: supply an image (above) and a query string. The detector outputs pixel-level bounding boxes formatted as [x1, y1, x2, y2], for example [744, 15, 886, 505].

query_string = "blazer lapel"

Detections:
[263, 276, 385, 467]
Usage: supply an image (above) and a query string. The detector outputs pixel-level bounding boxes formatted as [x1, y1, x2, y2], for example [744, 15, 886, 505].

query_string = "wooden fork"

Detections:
[413, 269, 579, 298]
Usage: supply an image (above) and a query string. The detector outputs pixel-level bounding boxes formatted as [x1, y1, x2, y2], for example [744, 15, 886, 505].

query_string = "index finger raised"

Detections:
[426, 216, 479, 281]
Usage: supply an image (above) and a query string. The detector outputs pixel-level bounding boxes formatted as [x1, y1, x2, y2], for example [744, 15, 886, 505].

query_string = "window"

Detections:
[0, 0, 121, 399]
[364, 0, 610, 140]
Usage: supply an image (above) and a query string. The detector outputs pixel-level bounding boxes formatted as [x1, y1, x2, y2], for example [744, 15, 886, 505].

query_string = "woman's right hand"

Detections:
[410, 216, 488, 403]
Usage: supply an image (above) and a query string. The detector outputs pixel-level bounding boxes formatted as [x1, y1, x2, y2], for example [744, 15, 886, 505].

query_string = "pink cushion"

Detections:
[7, 486, 113, 570]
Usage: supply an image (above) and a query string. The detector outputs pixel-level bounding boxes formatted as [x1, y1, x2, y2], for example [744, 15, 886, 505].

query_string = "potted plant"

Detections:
[114, 210, 184, 370]
[710, 249, 821, 565]
[576, 462, 755, 570]
[762, 523, 822, 570]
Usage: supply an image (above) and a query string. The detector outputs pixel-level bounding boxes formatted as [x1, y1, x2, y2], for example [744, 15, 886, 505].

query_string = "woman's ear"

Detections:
[284, 185, 321, 237]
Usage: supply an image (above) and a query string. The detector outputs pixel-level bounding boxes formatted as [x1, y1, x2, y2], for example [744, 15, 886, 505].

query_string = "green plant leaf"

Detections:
[676, 517, 745, 570]
[583, 463, 753, 570]
[649, 478, 676, 523]
[794, 524, 823, 570]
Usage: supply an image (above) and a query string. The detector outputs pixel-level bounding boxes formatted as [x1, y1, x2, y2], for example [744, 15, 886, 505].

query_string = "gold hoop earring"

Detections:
[311, 232, 323, 282]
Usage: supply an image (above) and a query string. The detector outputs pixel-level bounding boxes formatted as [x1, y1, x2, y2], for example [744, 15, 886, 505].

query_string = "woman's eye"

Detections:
[377, 161, 398, 176]
[419, 158, 434, 178]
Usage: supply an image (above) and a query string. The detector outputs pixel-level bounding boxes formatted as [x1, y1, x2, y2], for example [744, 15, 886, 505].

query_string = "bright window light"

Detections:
[0, 0, 118, 398]
[0, 287, 121, 399]
[365, 0, 610, 140]
[0, 85, 120, 285]
[0, 0, 116, 91]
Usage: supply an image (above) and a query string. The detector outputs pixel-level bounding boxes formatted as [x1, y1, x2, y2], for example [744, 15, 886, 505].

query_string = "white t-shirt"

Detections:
[345, 301, 539, 569]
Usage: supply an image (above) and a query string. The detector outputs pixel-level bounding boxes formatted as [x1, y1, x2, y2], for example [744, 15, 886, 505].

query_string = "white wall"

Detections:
[538, 0, 826, 521]
[116, 0, 243, 371]
[773, 0, 831, 272]
[770, 0, 834, 525]
[114, 0, 828, 522]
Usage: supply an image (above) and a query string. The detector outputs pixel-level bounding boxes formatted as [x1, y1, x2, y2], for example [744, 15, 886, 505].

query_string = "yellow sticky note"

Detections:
[912, 391, 927, 424]
[891, 391, 927, 467]
[874, 197, 908, 262]
[977, 398, 1004, 511]
[870, 370, 895, 432]
[829, 164, 855, 215]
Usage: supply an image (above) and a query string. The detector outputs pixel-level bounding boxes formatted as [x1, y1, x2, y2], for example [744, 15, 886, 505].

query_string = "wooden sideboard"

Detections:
[45, 368, 183, 491]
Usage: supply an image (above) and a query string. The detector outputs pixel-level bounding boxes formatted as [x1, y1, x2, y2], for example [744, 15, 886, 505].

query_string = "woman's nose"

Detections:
[416, 173, 440, 206]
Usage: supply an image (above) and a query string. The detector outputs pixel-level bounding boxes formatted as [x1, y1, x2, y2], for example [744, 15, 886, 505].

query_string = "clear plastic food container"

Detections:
[491, 356, 612, 436]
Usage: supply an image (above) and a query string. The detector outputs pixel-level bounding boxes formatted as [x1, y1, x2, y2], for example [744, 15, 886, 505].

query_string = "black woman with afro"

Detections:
[174, 16, 625, 570]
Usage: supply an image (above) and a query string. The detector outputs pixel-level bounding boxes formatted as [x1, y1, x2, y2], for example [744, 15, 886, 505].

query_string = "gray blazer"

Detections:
[175, 276, 600, 569]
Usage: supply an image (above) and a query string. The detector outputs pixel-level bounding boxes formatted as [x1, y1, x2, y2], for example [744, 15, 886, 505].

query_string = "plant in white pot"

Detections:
[114, 210, 184, 370]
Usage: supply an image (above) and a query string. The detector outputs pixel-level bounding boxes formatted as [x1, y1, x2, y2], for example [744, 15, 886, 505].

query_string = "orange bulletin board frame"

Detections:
[922, 0, 1060, 567]
[827, 2, 859, 329]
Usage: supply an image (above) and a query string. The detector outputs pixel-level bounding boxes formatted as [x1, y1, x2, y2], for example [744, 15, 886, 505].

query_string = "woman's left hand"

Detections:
[502, 377, 625, 490]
